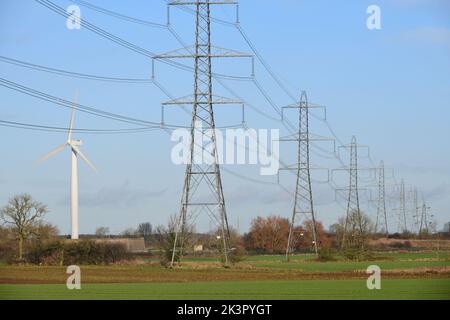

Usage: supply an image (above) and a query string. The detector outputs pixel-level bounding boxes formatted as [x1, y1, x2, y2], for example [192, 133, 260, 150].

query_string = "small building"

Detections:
[193, 244, 203, 253]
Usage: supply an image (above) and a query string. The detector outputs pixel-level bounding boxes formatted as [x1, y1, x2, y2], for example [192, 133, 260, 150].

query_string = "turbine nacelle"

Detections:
[36, 98, 96, 173]
[69, 139, 83, 147]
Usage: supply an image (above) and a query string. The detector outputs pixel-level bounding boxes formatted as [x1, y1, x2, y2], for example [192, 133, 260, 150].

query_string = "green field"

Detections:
[184, 251, 450, 272]
[252, 259, 450, 271]
[1, 279, 449, 300]
[1, 251, 449, 300]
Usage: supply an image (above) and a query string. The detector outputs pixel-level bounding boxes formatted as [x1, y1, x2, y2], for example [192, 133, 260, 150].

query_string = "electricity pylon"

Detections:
[375, 160, 388, 235]
[155, 0, 250, 267]
[399, 179, 408, 233]
[342, 136, 362, 248]
[391, 179, 413, 233]
[331, 136, 376, 249]
[412, 187, 419, 233]
[280, 91, 319, 261]
[419, 201, 431, 234]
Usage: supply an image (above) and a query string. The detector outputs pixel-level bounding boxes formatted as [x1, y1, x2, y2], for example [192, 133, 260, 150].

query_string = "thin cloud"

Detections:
[424, 183, 450, 201]
[399, 27, 450, 46]
[388, 0, 450, 9]
[60, 182, 166, 208]
[393, 163, 450, 176]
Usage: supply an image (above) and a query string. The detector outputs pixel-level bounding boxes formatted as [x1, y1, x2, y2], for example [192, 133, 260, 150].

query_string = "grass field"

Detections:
[1, 279, 449, 300]
[0, 251, 449, 300]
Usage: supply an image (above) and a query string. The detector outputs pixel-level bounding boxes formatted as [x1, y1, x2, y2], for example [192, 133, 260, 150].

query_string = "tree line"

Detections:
[0, 193, 444, 265]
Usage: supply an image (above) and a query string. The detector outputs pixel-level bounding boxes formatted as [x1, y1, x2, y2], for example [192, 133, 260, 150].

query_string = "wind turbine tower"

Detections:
[37, 93, 97, 240]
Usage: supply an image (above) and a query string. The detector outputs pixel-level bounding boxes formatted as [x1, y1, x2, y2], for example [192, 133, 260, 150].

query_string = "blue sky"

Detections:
[0, 0, 449, 235]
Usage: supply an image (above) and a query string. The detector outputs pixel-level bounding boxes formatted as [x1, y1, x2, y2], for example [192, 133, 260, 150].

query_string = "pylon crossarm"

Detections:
[169, 1, 237, 5]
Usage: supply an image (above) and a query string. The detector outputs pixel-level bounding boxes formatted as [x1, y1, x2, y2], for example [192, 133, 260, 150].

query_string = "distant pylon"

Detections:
[419, 201, 431, 234]
[413, 187, 419, 233]
[284, 91, 318, 261]
[399, 179, 408, 233]
[375, 160, 388, 235]
[341, 136, 363, 249]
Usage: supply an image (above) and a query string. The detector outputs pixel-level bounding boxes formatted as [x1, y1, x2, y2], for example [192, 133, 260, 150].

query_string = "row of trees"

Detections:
[94, 222, 153, 242]
[243, 216, 331, 254]
[0, 194, 133, 264]
[0, 193, 443, 265]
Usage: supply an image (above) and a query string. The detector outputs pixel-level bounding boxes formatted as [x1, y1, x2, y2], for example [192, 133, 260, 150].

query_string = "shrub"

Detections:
[28, 240, 64, 265]
[0, 239, 17, 263]
[222, 245, 246, 265]
[343, 246, 374, 261]
[317, 247, 336, 262]
[104, 242, 129, 264]
[159, 248, 179, 268]
[390, 240, 412, 249]
[27, 240, 130, 265]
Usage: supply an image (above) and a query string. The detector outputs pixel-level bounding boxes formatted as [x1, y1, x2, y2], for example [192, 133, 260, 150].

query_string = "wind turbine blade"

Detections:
[36, 143, 67, 164]
[68, 90, 78, 142]
[71, 145, 98, 173]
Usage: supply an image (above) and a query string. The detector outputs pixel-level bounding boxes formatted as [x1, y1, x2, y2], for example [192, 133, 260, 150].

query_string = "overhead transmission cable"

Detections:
[35, 0, 251, 81]
[0, 119, 160, 134]
[0, 56, 153, 84]
[32, 1, 384, 203]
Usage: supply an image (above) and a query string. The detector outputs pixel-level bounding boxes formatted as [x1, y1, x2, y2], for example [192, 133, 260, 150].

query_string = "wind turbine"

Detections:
[37, 92, 97, 240]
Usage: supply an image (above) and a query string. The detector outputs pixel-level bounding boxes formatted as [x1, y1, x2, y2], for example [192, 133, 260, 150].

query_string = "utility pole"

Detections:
[280, 91, 319, 261]
[375, 160, 388, 235]
[156, 0, 250, 267]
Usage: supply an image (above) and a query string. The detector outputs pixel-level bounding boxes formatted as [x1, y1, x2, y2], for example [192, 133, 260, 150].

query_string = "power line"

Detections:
[64, 0, 377, 175]
[64, 0, 303, 138]
[71, 0, 167, 29]
[165, 0, 236, 27]
[63, 0, 327, 150]
[1, 77, 246, 129]
[0, 119, 160, 134]
[236, 25, 298, 102]
[0, 55, 231, 130]
[0, 77, 162, 127]
[35, 0, 251, 81]
[0, 55, 153, 83]
[5, 0, 416, 230]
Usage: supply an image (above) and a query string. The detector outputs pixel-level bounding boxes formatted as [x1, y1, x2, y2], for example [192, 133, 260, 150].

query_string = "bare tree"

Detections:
[0, 194, 48, 260]
[34, 222, 59, 241]
[95, 227, 110, 238]
[155, 214, 194, 267]
[333, 210, 374, 259]
[210, 226, 245, 264]
[121, 228, 137, 237]
[137, 222, 152, 242]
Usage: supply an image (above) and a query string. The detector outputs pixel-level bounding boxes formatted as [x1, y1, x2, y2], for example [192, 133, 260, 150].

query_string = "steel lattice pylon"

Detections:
[284, 91, 318, 260]
[413, 187, 419, 233]
[399, 179, 408, 233]
[419, 202, 431, 234]
[375, 160, 388, 235]
[341, 136, 363, 249]
[165, 0, 242, 267]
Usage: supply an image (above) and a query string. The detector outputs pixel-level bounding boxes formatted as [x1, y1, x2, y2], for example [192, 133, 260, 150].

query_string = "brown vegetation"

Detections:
[1, 264, 448, 285]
